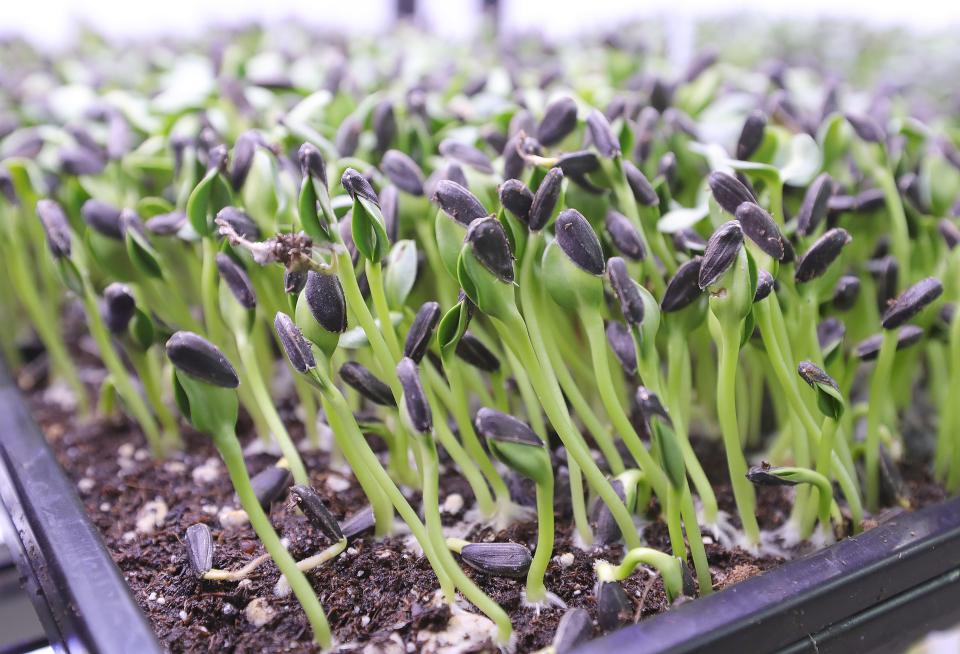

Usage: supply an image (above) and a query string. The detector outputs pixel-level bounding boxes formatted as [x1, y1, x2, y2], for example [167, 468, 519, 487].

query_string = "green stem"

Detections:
[679, 487, 712, 595]
[872, 165, 911, 281]
[865, 329, 899, 511]
[200, 238, 271, 444]
[566, 454, 593, 545]
[431, 356, 512, 509]
[755, 299, 863, 530]
[503, 346, 547, 440]
[4, 238, 89, 413]
[414, 219, 457, 306]
[236, 334, 309, 485]
[128, 348, 181, 449]
[597, 547, 684, 602]
[336, 250, 400, 386]
[665, 486, 685, 559]
[526, 480, 555, 602]
[422, 378, 496, 516]
[319, 393, 395, 537]
[418, 437, 512, 643]
[603, 158, 667, 293]
[540, 299, 625, 474]
[364, 260, 402, 361]
[491, 368, 509, 412]
[495, 311, 642, 549]
[335, 248, 417, 485]
[213, 427, 330, 647]
[141, 276, 203, 333]
[666, 327, 718, 521]
[940, 314, 960, 484]
[715, 316, 760, 545]
[583, 312, 671, 500]
[802, 417, 838, 537]
[82, 283, 165, 456]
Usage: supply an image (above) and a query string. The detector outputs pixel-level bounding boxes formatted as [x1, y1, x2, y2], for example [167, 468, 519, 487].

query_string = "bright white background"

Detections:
[0, 0, 958, 49]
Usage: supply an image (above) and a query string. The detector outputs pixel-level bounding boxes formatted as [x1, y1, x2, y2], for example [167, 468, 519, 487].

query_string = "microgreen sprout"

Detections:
[594, 547, 695, 603]
[166, 332, 330, 646]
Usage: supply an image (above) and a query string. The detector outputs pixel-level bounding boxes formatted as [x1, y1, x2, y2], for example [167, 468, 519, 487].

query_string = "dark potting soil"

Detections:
[20, 372, 946, 654]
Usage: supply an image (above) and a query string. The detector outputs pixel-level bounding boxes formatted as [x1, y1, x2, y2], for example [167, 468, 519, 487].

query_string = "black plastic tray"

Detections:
[0, 363, 162, 654]
[574, 495, 960, 654]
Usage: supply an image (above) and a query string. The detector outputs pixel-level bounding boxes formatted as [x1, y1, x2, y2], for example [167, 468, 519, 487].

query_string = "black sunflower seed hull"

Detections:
[528, 167, 564, 231]
[555, 208, 605, 275]
[499, 179, 534, 223]
[217, 206, 261, 241]
[36, 199, 73, 258]
[736, 110, 767, 161]
[298, 142, 328, 187]
[404, 301, 441, 363]
[81, 198, 124, 240]
[474, 407, 543, 446]
[251, 466, 293, 510]
[460, 542, 532, 578]
[185, 523, 214, 577]
[736, 202, 785, 260]
[275, 312, 316, 374]
[605, 209, 646, 261]
[455, 332, 500, 372]
[698, 221, 743, 289]
[623, 160, 658, 207]
[341, 168, 380, 207]
[605, 321, 638, 376]
[661, 257, 704, 312]
[166, 331, 240, 388]
[586, 109, 620, 158]
[103, 283, 136, 334]
[537, 96, 579, 146]
[464, 216, 515, 282]
[291, 485, 343, 542]
[381, 149, 425, 196]
[794, 228, 851, 284]
[708, 171, 756, 215]
[796, 173, 834, 236]
[881, 277, 943, 329]
[433, 179, 488, 226]
[216, 253, 257, 310]
[340, 361, 396, 407]
[397, 357, 432, 433]
[304, 271, 348, 333]
[608, 256, 645, 325]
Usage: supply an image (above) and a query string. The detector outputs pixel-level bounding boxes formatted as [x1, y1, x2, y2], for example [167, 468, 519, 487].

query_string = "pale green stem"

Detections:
[755, 299, 863, 531]
[128, 348, 181, 450]
[364, 260, 402, 361]
[494, 311, 642, 550]
[667, 327, 718, 521]
[596, 548, 684, 602]
[526, 480, 555, 602]
[583, 312, 671, 501]
[418, 437, 513, 643]
[213, 426, 330, 647]
[81, 283, 165, 456]
[714, 315, 760, 545]
[567, 455, 593, 545]
[865, 329, 899, 511]
[236, 333, 309, 485]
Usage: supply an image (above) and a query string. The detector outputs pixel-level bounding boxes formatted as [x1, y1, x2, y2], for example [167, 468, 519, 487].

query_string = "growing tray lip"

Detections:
[573, 493, 960, 654]
[0, 362, 163, 654]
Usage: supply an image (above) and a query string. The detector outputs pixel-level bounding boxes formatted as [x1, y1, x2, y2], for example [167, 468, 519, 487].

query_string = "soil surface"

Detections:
[18, 360, 946, 654]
